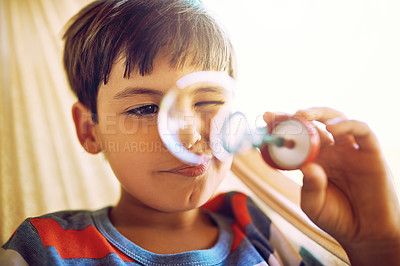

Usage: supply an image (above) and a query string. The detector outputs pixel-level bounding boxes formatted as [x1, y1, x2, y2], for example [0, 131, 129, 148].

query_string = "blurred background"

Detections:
[203, 0, 400, 190]
[1, 0, 399, 247]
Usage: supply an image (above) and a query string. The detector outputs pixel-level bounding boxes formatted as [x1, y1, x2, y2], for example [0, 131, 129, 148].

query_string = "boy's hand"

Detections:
[264, 107, 400, 265]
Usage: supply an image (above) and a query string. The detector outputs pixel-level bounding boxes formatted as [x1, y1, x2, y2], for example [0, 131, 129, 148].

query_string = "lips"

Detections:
[162, 161, 210, 177]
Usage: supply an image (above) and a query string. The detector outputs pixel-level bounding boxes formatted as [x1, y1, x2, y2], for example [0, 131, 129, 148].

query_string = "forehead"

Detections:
[97, 52, 201, 100]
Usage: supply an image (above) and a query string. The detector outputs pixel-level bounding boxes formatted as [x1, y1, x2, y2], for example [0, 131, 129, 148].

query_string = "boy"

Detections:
[1, 0, 400, 265]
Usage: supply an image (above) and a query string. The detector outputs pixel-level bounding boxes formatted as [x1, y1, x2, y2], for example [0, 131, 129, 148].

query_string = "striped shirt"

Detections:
[1, 192, 311, 265]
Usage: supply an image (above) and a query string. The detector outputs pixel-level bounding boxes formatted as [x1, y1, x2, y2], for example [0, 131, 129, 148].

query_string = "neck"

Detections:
[109, 188, 209, 230]
[108, 188, 218, 254]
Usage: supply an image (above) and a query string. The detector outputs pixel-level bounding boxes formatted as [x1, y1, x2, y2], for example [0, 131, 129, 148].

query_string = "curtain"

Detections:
[0, 0, 120, 243]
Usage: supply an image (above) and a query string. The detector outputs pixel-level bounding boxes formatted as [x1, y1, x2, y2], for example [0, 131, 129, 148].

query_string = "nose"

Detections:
[179, 125, 202, 149]
[177, 110, 207, 150]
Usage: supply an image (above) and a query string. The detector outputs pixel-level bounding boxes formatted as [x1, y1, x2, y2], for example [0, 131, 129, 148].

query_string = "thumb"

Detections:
[300, 163, 328, 222]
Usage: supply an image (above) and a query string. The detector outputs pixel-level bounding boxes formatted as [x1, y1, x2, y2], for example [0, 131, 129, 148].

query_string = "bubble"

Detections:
[157, 71, 236, 165]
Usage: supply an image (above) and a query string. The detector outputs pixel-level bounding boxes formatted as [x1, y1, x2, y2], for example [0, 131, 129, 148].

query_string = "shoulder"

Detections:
[7, 208, 103, 240]
[205, 192, 314, 266]
[203, 191, 272, 240]
[2, 208, 104, 244]
[1, 208, 111, 265]
[29, 208, 101, 231]
[203, 192, 277, 261]
[203, 191, 271, 224]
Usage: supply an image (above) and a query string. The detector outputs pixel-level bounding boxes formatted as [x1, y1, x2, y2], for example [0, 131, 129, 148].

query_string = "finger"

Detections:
[295, 107, 347, 124]
[263, 111, 289, 124]
[265, 108, 345, 124]
[326, 119, 380, 152]
[300, 163, 328, 222]
[295, 107, 345, 145]
[314, 121, 334, 144]
[264, 111, 334, 144]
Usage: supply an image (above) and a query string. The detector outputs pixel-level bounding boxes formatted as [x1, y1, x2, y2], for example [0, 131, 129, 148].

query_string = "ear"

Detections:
[72, 102, 102, 154]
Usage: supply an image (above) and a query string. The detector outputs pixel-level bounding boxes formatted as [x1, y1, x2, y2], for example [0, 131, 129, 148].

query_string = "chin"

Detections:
[157, 186, 218, 213]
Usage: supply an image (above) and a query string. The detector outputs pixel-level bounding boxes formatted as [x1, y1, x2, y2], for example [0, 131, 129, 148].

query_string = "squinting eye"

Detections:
[125, 104, 159, 117]
[194, 101, 225, 108]
[194, 101, 225, 113]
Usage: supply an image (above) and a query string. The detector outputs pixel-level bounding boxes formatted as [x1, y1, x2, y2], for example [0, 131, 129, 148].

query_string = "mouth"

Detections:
[160, 161, 210, 177]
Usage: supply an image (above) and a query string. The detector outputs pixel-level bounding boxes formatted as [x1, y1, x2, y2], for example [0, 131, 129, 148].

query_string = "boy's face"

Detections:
[93, 51, 232, 212]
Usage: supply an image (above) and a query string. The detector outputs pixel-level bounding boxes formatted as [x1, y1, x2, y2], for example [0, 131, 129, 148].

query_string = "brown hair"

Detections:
[63, 0, 236, 122]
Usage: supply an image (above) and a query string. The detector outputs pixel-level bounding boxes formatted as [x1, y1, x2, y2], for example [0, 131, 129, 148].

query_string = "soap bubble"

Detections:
[158, 71, 236, 165]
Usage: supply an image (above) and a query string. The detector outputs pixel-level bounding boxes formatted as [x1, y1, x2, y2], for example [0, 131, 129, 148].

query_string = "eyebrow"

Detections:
[192, 86, 226, 95]
[113, 87, 164, 100]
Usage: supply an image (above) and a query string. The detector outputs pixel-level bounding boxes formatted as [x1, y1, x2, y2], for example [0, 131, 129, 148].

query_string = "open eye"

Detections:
[125, 104, 159, 117]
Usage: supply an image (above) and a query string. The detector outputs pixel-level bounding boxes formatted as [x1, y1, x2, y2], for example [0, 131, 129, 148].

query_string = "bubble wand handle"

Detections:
[252, 127, 284, 147]
[220, 112, 320, 170]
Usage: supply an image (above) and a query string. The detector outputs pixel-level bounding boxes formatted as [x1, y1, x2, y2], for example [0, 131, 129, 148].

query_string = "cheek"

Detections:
[101, 127, 166, 201]
[213, 157, 233, 184]
[97, 117, 168, 170]
[98, 116, 162, 151]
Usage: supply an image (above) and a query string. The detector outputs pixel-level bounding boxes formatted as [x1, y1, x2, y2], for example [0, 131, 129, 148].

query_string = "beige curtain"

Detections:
[0, 0, 120, 243]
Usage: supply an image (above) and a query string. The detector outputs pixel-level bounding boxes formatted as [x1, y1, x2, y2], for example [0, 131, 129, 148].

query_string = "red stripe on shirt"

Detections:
[230, 222, 246, 251]
[231, 193, 252, 229]
[30, 218, 135, 262]
[202, 193, 226, 212]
